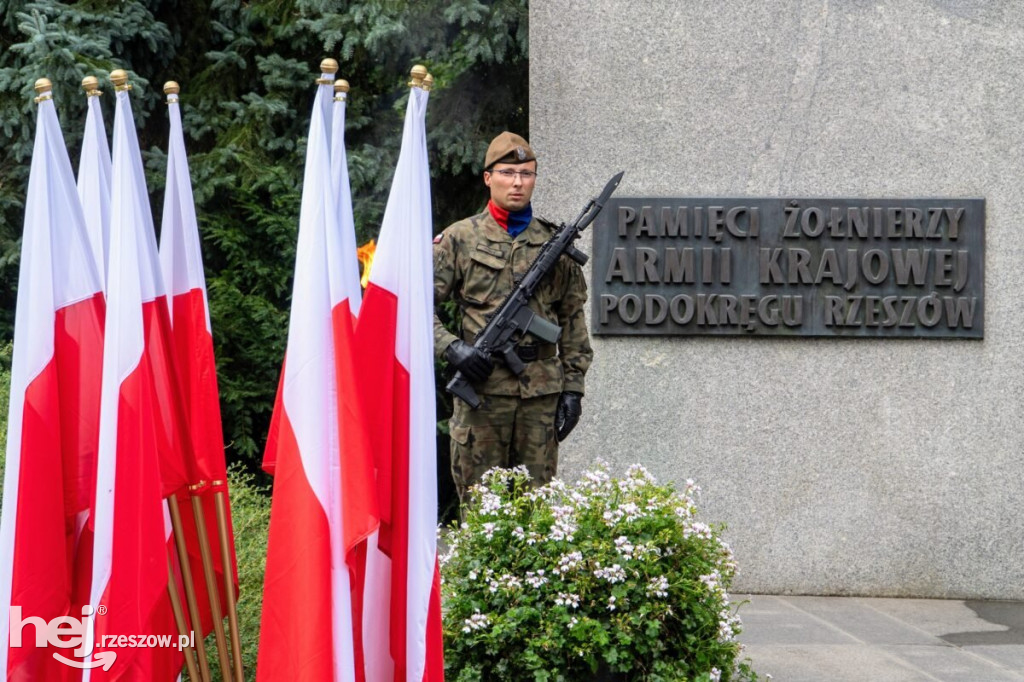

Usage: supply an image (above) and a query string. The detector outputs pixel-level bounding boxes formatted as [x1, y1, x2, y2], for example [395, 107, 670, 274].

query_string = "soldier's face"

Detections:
[484, 161, 537, 212]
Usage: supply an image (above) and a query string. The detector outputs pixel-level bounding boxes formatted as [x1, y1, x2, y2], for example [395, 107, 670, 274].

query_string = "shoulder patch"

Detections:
[433, 233, 444, 244]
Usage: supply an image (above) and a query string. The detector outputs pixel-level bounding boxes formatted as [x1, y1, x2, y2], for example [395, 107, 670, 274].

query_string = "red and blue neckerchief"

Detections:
[488, 200, 533, 238]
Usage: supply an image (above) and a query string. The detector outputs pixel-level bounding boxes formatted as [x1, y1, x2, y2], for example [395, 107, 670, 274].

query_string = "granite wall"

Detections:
[530, 0, 1024, 598]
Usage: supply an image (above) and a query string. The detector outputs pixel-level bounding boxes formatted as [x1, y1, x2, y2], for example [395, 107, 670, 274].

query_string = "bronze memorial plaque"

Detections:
[592, 198, 984, 338]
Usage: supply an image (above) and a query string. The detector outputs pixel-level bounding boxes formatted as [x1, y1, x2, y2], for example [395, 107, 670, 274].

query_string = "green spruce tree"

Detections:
[0, 0, 529, 469]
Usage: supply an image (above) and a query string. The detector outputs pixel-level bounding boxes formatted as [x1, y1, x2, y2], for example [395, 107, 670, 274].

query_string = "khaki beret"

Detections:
[484, 131, 536, 170]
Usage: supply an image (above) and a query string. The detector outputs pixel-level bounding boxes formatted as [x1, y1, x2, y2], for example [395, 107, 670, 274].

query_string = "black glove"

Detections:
[555, 391, 583, 442]
[445, 339, 494, 384]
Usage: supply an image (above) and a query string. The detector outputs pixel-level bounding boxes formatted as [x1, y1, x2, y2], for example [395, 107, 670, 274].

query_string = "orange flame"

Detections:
[357, 239, 376, 289]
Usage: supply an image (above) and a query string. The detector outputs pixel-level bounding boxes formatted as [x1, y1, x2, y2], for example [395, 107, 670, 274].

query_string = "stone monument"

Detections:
[530, 1, 1024, 599]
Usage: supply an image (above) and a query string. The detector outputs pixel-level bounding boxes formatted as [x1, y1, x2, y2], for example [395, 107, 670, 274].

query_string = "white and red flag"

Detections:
[158, 82, 239, 639]
[0, 78, 105, 681]
[83, 73, 191, 682]
[355, 73, 444, 682]
[258, 65, 377, 682]
[76, 78, 112, 290]
[330, 80, 363, 319]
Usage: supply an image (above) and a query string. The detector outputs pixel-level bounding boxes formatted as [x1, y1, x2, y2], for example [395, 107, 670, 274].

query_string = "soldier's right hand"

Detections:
[445, 340, 494, 384]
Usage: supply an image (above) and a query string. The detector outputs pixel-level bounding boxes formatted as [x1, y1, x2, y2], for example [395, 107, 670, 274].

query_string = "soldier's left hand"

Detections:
[555, 391, 583, 441]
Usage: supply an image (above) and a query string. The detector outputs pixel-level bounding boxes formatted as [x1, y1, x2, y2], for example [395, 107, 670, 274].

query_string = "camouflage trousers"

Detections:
[449, 393, 560, 501]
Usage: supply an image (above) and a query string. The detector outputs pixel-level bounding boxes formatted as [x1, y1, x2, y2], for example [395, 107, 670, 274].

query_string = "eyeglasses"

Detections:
[491, 169, 537, 180]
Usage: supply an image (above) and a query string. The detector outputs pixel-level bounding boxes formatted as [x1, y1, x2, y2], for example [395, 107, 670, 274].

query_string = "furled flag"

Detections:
[0, 77, 105, 681]
[76, 76, 112, 290]
[158, 80, 240, 660]
[330, 78, 363, 318]
[71, 74, 113, 616]
[258, 61, 378, 682]
[355, 66, 444, 682]
[84, 69, 191, 682]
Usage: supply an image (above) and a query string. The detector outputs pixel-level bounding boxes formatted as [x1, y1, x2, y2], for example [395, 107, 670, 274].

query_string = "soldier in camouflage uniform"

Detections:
[434, 132, 593, 501]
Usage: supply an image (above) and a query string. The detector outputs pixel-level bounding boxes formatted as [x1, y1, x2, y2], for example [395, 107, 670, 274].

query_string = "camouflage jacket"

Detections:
[433, 210, 593, 398]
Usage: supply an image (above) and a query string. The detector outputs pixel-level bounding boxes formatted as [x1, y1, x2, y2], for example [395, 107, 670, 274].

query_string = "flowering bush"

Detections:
[440, 463, 758, 682]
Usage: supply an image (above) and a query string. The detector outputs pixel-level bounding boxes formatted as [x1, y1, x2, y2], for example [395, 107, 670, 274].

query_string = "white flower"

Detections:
[699, 571, 723, 595]
[461, 610, 491, 633]
[619, 502, 644, 522]
[478, 492, 504, 517]
[555, 592, 581, 609]
[480, 466, 514, 487]
[684, 522, 713, 540]
[626, 463, 656, 484]
[438, 544, 458, 566]
[602, 508, 624, 525]
[567, 617, 579, 629]
[525, 570, 549, 588]
[500, 573, 522, 591]
[569, 490, 590, 509]
[553, 551, 583, 575]
[512, 526, 525, 540]
[606, 596, 617, 611]
[614, 535, 635, 559]
[549, 514, 577, 542]
[467, 570, 478, 581]
[647, 575, 669, 598]
[674, 504, 694, 520]
[709, 667, 721, 682]
[684, 479, 701, 498]
[593, 563, 626, 584]
[551, 504, 573, 519]
[481, 522, 496, 540]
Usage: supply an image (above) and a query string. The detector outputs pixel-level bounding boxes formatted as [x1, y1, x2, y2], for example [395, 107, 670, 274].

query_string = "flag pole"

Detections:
[159, 79, 238, 682]
[189, 483, 233, 682]
[213, 484, 244, 682]
[167, 555, 202, 681]
[167, 495, 212, 682]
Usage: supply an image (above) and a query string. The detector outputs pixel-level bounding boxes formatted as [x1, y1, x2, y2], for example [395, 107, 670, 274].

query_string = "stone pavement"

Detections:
[736, 595, 1024, 681]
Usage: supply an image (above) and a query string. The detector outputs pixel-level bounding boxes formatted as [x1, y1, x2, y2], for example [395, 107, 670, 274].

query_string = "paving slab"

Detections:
[737, 595, 858, 646]
[739, 644, 934, 682]
[881, 644, 1024, 682]
[965, 646, 1024, 673]
[778, 596, 941, 645]
[736, 595, 1024, 681]
[866, 598, 1010, 638]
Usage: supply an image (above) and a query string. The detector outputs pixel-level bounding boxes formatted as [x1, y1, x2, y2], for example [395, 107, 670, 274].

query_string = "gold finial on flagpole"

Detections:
[317, 58, 339, 84]
[82, 76, 103, 97]
[164, 81, 180, 105]
[408, 64, 427, 89]
[422, 73, 434, 92]
[110, 69, 132, 92]
[33, 77, 53, 103]
[334, 79, 349, 102]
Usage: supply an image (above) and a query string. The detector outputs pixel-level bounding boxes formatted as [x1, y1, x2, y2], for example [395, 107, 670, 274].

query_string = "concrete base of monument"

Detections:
[736, 594, 1024, 681]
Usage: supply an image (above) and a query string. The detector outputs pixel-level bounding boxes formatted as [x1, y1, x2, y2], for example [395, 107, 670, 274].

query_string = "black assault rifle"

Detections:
[446, 171, 625, 408]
